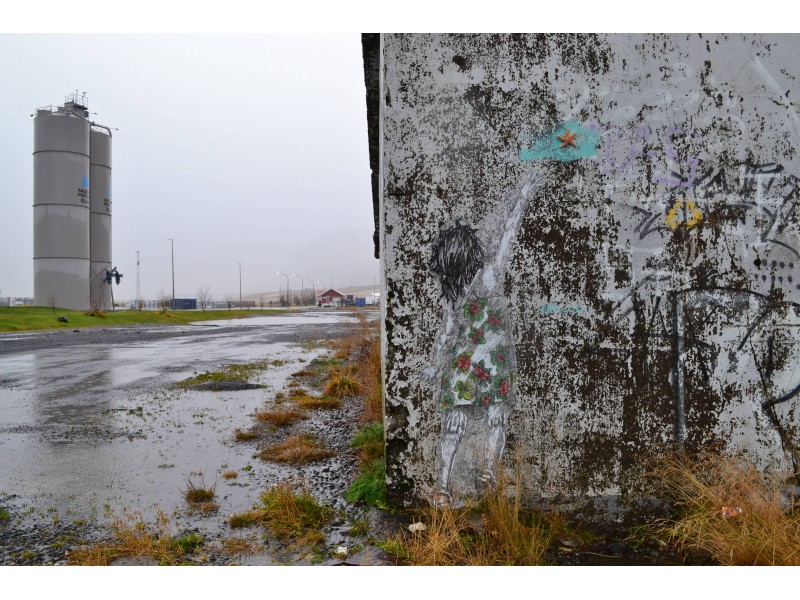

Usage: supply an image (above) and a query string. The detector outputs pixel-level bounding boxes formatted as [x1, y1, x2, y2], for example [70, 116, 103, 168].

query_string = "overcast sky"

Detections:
[0, 34, 376, 301]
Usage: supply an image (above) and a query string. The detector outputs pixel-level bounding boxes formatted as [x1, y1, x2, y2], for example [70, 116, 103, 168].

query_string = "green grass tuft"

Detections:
[171, 533, 203, 554]
[345, 457, 386, 506]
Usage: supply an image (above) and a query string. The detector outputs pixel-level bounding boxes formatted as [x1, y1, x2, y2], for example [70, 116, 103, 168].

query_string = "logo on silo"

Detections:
[104, 188, 112, 213]
[78, 174, 89, 204]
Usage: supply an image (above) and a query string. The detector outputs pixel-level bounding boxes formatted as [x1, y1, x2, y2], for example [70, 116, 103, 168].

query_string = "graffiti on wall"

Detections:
[426, 172, 544, 506]
[519, 113, 800, 472]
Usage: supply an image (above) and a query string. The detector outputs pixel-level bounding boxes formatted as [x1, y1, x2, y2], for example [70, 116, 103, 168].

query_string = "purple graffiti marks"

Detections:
[596, 124, 701, 189]
[651, 127, 701, 189]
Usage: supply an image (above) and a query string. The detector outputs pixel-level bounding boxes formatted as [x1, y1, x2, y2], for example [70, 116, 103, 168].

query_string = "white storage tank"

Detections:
[89, 126, 112, 310]
[33, 97, 91, 310]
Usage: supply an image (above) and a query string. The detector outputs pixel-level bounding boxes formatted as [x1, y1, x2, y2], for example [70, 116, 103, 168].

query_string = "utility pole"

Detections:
[238, 262, 242, 309]
[168, 238, 175, 309]
[136, 250, 141, 310]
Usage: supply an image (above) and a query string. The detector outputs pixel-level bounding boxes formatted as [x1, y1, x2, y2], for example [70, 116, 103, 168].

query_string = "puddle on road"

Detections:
[0, 323, 340, 537]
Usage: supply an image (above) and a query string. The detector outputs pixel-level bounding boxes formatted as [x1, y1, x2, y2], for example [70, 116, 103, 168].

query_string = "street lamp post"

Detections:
[305, 278, 315, 308]
[292, 274, 304, 307]
[237, 262, 242, 310]
[277, 272, 290, 306]
[168, 238, 174, 310]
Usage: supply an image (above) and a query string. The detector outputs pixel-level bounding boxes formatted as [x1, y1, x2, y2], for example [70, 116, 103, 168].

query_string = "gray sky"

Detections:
[0, 34, 376, 301]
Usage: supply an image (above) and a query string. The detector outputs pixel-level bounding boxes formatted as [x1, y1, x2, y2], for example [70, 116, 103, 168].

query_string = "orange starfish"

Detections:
[557, 128, 578, 149]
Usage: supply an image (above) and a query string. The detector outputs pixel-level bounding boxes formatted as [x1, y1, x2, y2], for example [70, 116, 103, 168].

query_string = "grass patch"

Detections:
[293, 395, 342, 410]
[234, 429, 258, 441]
[0, 306, 288, 333]
[646, 449, 800, 565]
[175, 362, 268, 389]
[0, 508, 9, 521]
[346, 422, 386, 507]
[287, 388, 307, 397]
[346, 458, 386, 507]
[183, 477, 217, 505]
[257, 483, 334, 546]
[222, 470, 238, 480]
[255, 409, 307, 426]
[67, 511, 199, 566]
[258, 435, 335, 464]
[171, 532, 204, 554]
[292, 369, 314, 378]
[351, 422, 384, 464]
[228, 484, 333, 547]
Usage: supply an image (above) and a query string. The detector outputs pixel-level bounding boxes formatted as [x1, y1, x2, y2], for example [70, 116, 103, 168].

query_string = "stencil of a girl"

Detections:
[426, 170, 545, 506]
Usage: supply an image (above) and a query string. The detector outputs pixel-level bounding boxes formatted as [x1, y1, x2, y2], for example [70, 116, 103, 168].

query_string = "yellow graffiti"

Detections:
[665, 198, 703, 230]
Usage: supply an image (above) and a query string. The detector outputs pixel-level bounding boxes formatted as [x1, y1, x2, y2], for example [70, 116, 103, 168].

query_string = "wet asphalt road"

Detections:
[0, 310, 376, 565]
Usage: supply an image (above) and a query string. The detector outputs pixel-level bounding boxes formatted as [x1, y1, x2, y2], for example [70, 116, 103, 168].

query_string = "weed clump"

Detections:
[323, 367, 362, 399]
[183, 477, 217, 505]
[228, 484, 333, 548]
[293, 395, 342, 410]
[382, 476, 559, 566]
[258, 435, 334, 464]
[222, 470, 238, 480]
[646, 449, 800, 565]
[254, 409, 307, 426]
[228, 511, 262, 529]
[258, 483, 333, 546]
[234, 429, 258, 441]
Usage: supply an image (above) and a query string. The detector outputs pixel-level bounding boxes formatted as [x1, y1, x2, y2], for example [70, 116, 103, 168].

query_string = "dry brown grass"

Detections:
[288, 387, 307, 397]
[323, 367, 362, 399]
[220, 537, 257, 555]
[254, 408, 308, 426]
[647, 449, 800, 565]
[327, 312, 382, 421]
[195, 501, 219, 514]
[234, 429, 258, 441]
[229, 510, 262, 529]
[292, 369, 314, 378]
[383, 476, 560, 565]
[68, 511, 188, 566]
[358, 334, 382, 422]
[258, 435, 335, 464]
[222, 470, 238, 479]
[293, 395, 342, 410]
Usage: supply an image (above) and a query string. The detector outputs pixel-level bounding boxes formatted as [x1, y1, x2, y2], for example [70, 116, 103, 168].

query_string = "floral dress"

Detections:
[439, 296, 514, 412]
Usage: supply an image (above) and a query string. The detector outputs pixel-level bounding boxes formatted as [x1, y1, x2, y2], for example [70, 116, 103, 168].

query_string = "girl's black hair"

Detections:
[429, 220, 485, 306]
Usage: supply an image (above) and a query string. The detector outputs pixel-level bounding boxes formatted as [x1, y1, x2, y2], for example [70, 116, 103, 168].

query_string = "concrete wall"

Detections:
[376, 34, 800, 516]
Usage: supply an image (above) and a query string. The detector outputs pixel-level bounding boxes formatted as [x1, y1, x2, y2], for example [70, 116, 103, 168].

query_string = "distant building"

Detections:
[318, 289, 345, 307]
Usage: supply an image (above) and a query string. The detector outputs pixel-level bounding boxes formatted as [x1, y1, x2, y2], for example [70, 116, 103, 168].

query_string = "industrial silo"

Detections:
[33, 96, 91, 310]
[89, 127, 112, 310]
